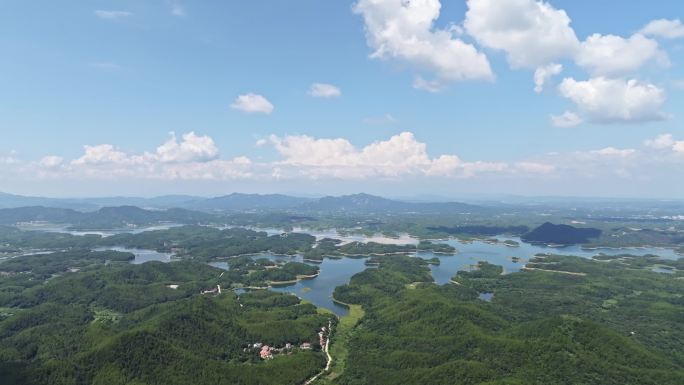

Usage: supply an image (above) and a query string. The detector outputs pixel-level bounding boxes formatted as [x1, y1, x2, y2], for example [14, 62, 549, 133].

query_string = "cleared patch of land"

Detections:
[317, 303, 365, 383]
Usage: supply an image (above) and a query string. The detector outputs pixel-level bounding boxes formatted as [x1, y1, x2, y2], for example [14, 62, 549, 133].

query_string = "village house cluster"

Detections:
[200, 284, 221, 295]
[246, 324, 329, 360]
[244, 341, 307, 360]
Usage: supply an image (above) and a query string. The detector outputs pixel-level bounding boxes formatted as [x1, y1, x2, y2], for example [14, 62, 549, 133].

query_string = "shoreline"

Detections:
[267, 272, 320, 286]
[331, 296, 357, 309]
[521, 267, 587, 276]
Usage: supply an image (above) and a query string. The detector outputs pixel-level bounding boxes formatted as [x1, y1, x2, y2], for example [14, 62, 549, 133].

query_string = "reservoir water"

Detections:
[209, 252, 369, 316]
[94, 246, 174, 264]
[17, 223, 181, 237]
[19, 225, 683, 315]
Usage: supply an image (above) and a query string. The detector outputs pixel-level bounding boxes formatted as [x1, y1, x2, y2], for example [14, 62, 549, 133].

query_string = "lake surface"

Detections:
[19, 224, 683, 315]
[420, 236, 682, 285]
[208, 252, 369, 316]
[17, 223, 182, 237]
[94, 246, 174, 264]
[202, 233, 682, 314]
[292, 227, 420, 245]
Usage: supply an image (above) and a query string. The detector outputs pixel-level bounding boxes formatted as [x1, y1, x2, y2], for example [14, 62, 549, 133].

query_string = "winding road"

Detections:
[303, 319, 333, 385]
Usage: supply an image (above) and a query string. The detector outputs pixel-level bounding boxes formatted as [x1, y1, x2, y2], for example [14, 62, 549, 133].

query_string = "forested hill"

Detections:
[0, 192, 202, 210]
[521, 222, 602, 245]
[188, 193, 315, 211]
[0, 261, 330, 385]
[302, 193, 483, 214]
[0, 192, 485, 215]
[0, 206, 216, 229]
[329, 254, 684, 385]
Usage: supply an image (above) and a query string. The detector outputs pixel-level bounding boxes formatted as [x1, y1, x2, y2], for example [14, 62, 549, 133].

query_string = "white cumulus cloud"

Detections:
[308, 83, 342, 98]
[72, 144, 130, 165]
[268, 131, 505, 179]
[353, 0, 493, 89]
[154, 132, 218, 163]
[464, 0, 579, 68]
[645, 133, 684, 154]
[591, 147, 636, 157]
[645, 133, 675, 149]
[675, 142, 684, 154]
[66, 133, 252, 181]
[534, 63, 563, 93]
[576, 33, 668, 76]
[558, 77, 666, 123]
[639, 19, 684, 39]
[230, 93, 274, 114]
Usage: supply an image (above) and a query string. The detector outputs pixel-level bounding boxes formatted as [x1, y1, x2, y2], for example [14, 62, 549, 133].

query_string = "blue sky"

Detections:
[1, 0, 684, 198]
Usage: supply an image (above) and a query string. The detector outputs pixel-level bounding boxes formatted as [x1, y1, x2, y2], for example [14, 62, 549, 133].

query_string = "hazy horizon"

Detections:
[3, 188, 684, 203]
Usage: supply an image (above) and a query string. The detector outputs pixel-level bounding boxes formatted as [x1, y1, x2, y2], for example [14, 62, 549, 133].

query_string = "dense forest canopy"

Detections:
[0, 261, 331, 385]
[329, 254, 684, 385]
[0, 203, 682, 385]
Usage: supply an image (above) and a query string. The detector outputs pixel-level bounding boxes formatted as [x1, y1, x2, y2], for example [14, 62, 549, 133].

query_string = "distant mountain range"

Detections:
[188, 193, 314, 211]
[0, 192, 201, 211]
[0, 192, 482, 214]
[304, 193, 481, 214]
[0, 205, 216, 229]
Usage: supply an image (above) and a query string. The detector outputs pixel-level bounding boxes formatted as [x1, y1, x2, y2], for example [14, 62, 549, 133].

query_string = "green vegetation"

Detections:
[303, 239, 454, 262]
[254, 262, 319, 284]
[453, 261, 503, 280]
[584, 227, 684, 249]
[2, 206, 684, 385]
[426, 225, 529, 237]
[0, 250, 135, 307]
[416, 240, 456, 254]
[590, 253, 684, 272]
[0, 225, 100, 249]
[102, 226, 316, 259]
[320, 303, 365, 383]
[502, 240, 519, 247]
[224, 255, 319, 286]
[0, 205, 216, 230]
[331, 253, 684, 384]
[0, 261, 331, 385]
[337, 241, 415, 256]
[5, 203, 684, 250]
[421, 257, 440, 265]
[303, 238, 343, 261]
[0, 250, 133, 278]
[0, 225, 317, 264]
[333, 256, 433, 307]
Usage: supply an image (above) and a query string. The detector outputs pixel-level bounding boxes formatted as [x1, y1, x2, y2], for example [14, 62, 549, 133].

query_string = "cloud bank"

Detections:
[6, 131, 684, 188]
[353, 0, 676, 126]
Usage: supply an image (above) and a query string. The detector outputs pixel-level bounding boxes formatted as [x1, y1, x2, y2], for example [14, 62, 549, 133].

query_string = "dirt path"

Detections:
[303, 319, 333, 385]
[522, 267, 587, 276]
